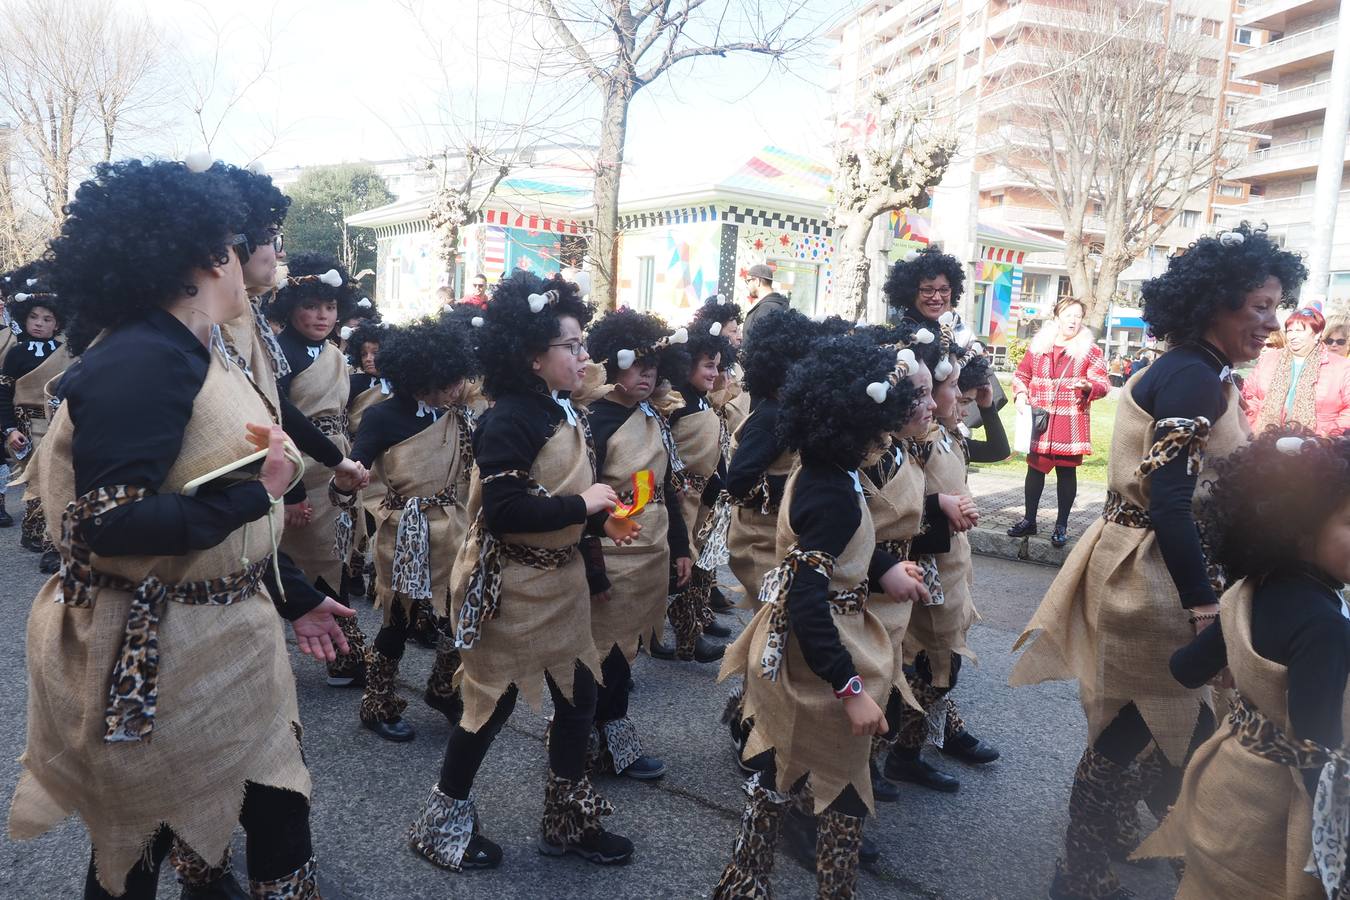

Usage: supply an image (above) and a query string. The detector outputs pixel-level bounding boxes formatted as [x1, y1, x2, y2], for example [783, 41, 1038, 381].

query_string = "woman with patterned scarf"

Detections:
[407, 271, 637, 873]
[1012, 223, 1306, 900]
[1244, 305, 1350, 437]
[1137, 429, 1350, 898]
[335, 315, 479, 743]
[713, 332, 921, 899]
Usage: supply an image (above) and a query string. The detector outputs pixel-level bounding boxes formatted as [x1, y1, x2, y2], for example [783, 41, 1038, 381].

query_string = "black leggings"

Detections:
[1092, 701, 1215, 768]
[748, 754, 869, 819]
[83, 783, 312, 899]
[593, 646, 630, 723]
[373, 595, 411, 660]
[438, 662, 598, 799]
[1024, 465, 1078, 527]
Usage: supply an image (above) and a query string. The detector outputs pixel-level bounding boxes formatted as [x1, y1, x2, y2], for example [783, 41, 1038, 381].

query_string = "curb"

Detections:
[969, 526, 1073, 567]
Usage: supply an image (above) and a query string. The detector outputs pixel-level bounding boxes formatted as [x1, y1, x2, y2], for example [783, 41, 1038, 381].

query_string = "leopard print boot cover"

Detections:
[589, 717, 642, 775]
[325, 615, 367, 680]
[21, 497, 44, 549]
[815, 808, 864, 900]
[668, 574, 708, 660]
[540, 772, 615, 849]
[424, 635, 461, 713]
[713, 772, 788, 900]
[358, 649, 407, 725]
[894, 677, 947, 751]
[1135, 746, 1186, 879]
[248, 854, 319, 899]
[169, 838, 231, 887]
[1056, 747, 1128, 899]
[407, 784, 479, 871]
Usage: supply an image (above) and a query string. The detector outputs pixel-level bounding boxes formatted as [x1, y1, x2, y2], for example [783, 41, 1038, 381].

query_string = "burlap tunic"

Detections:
[672, 402, 723, 552]
[346, 382, 389, 556]
[10, 342, 71, 475]
[727, 411, 796, 601]
[862, 444, 924, 707]
[279, 341, 350, 591]
[719, 468, 894, 814]
[1011, 375, 1248, 764]
[450, 418, 601, 733]
[590, 407, 672, 661]
[221, 304, 281, 410]
[8, 341, 308, 894]
[372, 407, 472, 620]
[904, 426, 977, 687]
[1139, 579, 1344, 899]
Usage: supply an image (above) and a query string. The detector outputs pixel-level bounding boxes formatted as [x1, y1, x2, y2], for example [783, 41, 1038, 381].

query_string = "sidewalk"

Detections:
[967, 466, 1105, 566]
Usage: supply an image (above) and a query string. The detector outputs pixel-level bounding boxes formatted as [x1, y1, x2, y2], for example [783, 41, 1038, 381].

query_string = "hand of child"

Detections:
[284, 500, 313, 528]
[842, 691, 887, 737]
[879, 562, 929, 605]
[674, 556, 693, 588]
[592, 590, 611, 604]
[581, 483, 619, 515]
[939, 493, 974, 532]
[604, 515, 642, 545]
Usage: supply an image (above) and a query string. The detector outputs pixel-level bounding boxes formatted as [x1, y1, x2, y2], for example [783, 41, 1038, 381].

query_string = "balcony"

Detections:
[1230, 79, 1330, 129]
[868, 6, 942, 69]
[1220, 188, 1350, 227]
[981, 202, 1106, 234]
[986, 1, 1065, 37]
[1237, 0, 1340, 31]
[981, 44, 1049, 78]
[1232, 20, 1339, 82]
[1230, 136, 1350, 180]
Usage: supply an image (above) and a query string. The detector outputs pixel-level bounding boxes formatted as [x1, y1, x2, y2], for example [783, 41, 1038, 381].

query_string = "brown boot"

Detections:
[713, 773, 788, 900]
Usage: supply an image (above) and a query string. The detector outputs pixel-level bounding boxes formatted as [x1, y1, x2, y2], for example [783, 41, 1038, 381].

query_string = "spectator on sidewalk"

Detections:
[1243, 305, 1350, 437]
[1107, 354, 1125, 388]
[457, 273, 489, 310]
[1323, 314, 1350, 358]
[739, 263, 787, 339]
[1007, 297, 1111, 549]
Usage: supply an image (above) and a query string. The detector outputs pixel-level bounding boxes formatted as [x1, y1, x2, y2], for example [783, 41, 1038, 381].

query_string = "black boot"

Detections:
[538, 772, 633, 865]
[703, 618, 732, 638]
[884, 745, 959, 793]
[941, 729, 1001, 765]
[708, 584, 734, 612]
[359, 650, 415, 742]
[180, 872, 249, 899]
[648, 634, 677, 660]
[780, 807, 817, 873]
[38, 548, 59, 574]
[870, 756, 901, 802]
[408, 786, 502, 871]
[1007, 517, 1038, 537]
[693, 635, 725, 663]
[0, 497, 12, 528]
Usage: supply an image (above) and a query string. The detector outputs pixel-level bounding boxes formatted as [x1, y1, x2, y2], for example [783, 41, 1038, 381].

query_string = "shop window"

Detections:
[770, 258, 822, 317]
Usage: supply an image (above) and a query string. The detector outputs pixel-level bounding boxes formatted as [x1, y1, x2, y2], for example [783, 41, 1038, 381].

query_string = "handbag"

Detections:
[1031, 406, 1050, 439]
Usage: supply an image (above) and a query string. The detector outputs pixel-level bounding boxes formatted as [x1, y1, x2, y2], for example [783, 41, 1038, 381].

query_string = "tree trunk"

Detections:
[589, 79, 632, 311]
[834, 216, 873, 321]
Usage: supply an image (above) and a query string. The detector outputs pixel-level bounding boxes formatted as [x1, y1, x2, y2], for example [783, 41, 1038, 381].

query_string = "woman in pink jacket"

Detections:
[1243, 306, 1350, 437]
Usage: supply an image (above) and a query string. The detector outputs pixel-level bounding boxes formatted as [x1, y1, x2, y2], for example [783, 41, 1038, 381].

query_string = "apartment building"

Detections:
[1219, 0, 1350, 306]
[829, 0, 1253, 344]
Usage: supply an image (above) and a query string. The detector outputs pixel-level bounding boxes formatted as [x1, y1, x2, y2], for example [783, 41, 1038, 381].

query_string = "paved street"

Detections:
[0, 487, 1178, 900]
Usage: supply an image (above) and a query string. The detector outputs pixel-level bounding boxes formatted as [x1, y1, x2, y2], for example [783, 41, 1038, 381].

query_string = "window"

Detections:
[1175, 14, 1196, 32]
[636, 256, 655, 310]
[1196, 58, 1217, 77]
[1216, 183, 1245, 198]
[1201, 18, 1220, 36]
[1180, 210, 1201, 227]
[965, 49, 979, 68]
[1193, 96, 1211, 113]
[1225, 103, 1237, 118]
[1235, 27, 1254, 45]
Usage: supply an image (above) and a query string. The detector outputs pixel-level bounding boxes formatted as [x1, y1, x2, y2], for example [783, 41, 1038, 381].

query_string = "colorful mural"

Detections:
[887, 209, 932, 261]
[976, 258, 1018, 347]
[615, 222, 723, 323]
[732, 225, 834, 315]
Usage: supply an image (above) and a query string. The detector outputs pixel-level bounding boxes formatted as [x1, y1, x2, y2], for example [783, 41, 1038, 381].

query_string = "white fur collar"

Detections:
[1028, 319, 1096, 359]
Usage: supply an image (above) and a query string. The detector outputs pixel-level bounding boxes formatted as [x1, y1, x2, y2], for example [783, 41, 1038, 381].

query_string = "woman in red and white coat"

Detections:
[1008, 297, 1110, 548]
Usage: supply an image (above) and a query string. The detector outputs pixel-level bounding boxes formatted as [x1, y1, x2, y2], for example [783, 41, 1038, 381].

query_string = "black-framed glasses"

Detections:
[918, 286, 952, 298]
[548, 339, 587, 357]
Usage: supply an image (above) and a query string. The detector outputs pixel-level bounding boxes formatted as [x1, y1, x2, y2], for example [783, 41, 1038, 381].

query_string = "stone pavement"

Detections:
[967, 467, 1107, 567]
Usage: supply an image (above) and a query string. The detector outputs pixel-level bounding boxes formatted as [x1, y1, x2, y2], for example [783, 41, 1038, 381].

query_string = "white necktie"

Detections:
[415, 400, 440, 421]
[306, 344, 322, 360]
[552, 390, 578, 427]
[27, 340, 46, 357]
[847, 469, 863, 494]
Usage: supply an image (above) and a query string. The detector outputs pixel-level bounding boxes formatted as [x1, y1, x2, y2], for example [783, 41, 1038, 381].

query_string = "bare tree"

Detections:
[0, 0, 163, 252]
[831, 91, 955, 320]
[987, 0, 1235, 326]
[532, 0, 813, 307]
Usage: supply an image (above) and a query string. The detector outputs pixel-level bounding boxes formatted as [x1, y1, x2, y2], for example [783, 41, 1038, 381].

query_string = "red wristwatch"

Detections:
[834, 675, 864, 699]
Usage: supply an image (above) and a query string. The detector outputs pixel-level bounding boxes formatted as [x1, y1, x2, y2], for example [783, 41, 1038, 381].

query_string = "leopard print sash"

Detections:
[56, 486, 272, 743]
[388, 486, 457, 601]
[732, 474, 776, 516]
[757, 546, 839, 681]
[1138, 416, 1211, 478]
[330, 482, 360, 571]
[14, 402, 42, 435]
[252, 301, 291, 379]
[1228, 692, 1350, 898]
[0, 374, 13, 389]
[309, 412, 348, 439]
[618, 483, 665, 506]
[641, 400, 690, 492]
[695, 490, 734, 570]
[1102, 490, 1150, 528]
[878, 538, 912, 561]
[914, 553, 945, 607]
[454, 470, 575, 650]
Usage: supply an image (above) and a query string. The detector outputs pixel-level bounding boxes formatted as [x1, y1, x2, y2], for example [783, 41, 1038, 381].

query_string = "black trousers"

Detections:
[83, 783, 311, 899]
[438, 662, 598, 799]
[593, 646, 630, 723]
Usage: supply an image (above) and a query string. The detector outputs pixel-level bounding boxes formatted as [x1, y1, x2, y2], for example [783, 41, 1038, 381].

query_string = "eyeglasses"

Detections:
[249, 231, 284, 255]
[548, 339, 587, 357]
[228, 233, 252, 263]
[1327, 337, 1349, 347]
[917, 286, 952, 298]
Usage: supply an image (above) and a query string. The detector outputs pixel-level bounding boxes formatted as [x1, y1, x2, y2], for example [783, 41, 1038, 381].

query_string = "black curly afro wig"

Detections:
[1, 260, 43, 301]
[10, 293, 65, 336]
[957, 353, 992, 393]
[691, 294, 742, 327]
[210, 162, 289, 239]
[777, 333, 919, 468]
[1141, 222, 1307, 344]
[683, 318, 733, 380]
[272, 252, 359, 325]
[477, 269, 592, 398]
[586, 307, 672, 381]
[1203, 427, 1350, 581]
[657, 341, 692, 389]
[378, 315, 480, 399]
[46, 159, 246, 335]
[816, 315, 855, 339]
[346, 322, 385, 371]
[883, 245, 965, 319]
[740, 308, 817, 400]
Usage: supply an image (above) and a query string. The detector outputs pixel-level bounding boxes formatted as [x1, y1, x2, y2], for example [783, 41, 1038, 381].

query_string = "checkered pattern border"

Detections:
[722, 205, 830, 236]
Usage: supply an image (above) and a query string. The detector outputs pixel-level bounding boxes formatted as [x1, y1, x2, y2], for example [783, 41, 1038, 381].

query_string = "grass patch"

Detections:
[972, 375, 1118, 484]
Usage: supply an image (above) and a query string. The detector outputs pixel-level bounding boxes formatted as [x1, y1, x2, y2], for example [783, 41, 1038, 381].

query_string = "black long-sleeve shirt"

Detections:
[64, 309, 322, 619]
[348, 372, 391, 409]
[670, 381, 726, 503]
[1, 334, 62, 431]
[1170, 565, 1350, 795]
[1131, 342, 1230, 608]
[964, 403, 1010, 463]
[349, 394, 439, 468]
[863, 443, 950, 557]
[787, 463, 899, 693]
[474, 385, 589, 535]
[726, 397, 788, 509]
